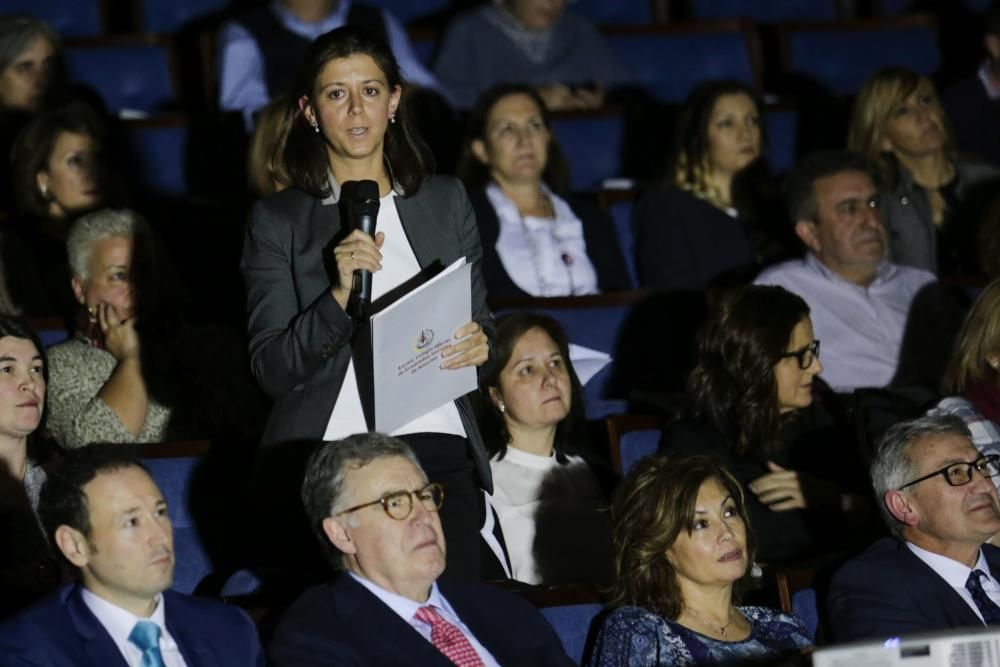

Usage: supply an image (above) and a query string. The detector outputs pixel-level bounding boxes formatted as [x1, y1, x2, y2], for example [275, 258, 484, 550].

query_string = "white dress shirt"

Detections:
[80, 589, 188, 667]
[906, 542, 1000, 623]
[348, 572, 500, 666]
[754, 254, 935, 392]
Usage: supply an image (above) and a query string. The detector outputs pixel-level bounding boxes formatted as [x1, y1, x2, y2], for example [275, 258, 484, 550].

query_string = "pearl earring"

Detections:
[498, 402, 506, 414]
[389, 113, 396, 124]
[311, 122, 320, 133]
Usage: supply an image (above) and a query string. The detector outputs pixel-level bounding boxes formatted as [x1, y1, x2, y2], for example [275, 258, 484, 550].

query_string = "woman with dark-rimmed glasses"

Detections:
[659, 285, 875, 563]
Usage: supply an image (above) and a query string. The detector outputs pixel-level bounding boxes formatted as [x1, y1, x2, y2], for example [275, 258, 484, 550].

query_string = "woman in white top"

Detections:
[479, 313, 614, 585]
[457, 83, 630, 298]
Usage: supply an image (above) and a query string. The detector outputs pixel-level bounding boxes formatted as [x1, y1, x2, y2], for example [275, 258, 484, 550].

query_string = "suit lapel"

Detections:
[439, 580, 520, 665]
[900, 542, 985, 626]
[65, 585, 130, 667]
[164, 592, 216, 667]
[395, 191, 446, 270]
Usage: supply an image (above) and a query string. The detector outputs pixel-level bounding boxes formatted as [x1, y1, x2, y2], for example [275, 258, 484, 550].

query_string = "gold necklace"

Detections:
[684, 607, 737, 639]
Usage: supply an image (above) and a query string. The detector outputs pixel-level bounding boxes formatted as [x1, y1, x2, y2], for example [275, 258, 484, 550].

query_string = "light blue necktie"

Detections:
[128, 620, 166, 667]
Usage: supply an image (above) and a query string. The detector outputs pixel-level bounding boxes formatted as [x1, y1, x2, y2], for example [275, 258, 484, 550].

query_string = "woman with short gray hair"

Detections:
[0, 15, 61, 113]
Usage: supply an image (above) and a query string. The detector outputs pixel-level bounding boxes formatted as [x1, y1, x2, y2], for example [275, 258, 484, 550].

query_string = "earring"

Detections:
[498, 402, 506, 414]
[389, 113, 396, 125]
[39, 184, 48, 199]
[311, 122, 320, 133]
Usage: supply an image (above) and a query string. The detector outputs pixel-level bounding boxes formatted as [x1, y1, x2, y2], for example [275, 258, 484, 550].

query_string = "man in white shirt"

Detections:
[828, 415, 1000, 641]
[0, 444, 264, 666]
[754, 150, 936, 392]
[269, 433, 573, 666]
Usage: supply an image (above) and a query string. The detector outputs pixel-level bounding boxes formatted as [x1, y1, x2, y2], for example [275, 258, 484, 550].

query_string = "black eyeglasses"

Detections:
[898, 455, 1000, 490]
[777, 340, 821, 370]
[335, 483, 445, 521]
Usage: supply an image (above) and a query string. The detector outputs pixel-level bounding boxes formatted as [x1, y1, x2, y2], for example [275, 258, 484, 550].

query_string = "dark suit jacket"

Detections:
[241, 176, 496, 490]
[828, 537, 1000, 642]
[468, 188, 632, 297]
[0, 583, 264, 666]
[269, 574, 575, 666]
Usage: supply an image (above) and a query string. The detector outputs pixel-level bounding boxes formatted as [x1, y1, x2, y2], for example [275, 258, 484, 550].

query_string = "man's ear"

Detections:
[470, 139, 490, 166]
[794, 220, 821, 254]
[322, 516, 357, 556]
[54, 525, 90, 568]
[885, 489, 919, 528]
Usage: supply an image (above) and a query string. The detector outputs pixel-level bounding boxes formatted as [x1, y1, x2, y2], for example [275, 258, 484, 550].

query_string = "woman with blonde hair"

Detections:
[929, 279, 1000, 460]
[848, 67, 999, 274]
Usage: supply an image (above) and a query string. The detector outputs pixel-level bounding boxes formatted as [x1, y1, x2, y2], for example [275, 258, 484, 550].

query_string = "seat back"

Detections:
[776, 568, 819, 639]
[606, 21, 761, 103]
[123, 115, 190, 196]
[606, 414, 661, 475]
[4, 0, 105, 37]
[551, 109, 625, 192]
[691, 0, 837, 22]
[779, 16, 940, 96]
[64, 36, 179, 113]
[372, 0, 449, 25]
[142, 441, 212, 594]
[138, 0, 230, 32]
[764, 106, 798, 174]
[540, 603, 605, 665]
[598, 191, 638, 289]
[571, 0, 654, 25]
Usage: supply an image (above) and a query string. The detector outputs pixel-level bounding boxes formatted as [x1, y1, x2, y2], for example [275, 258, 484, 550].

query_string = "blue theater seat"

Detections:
[63, 36, 179, 114]
[572, 0, 654, 25]
[3, 0, 105, 38]
[691, 0, 837, 22]
[778, 16, 940, 96]
[373, 0, 449, 25]
[598, 190, 638, 289]
[540, 603, 605, 665]
[123, 116, 190, 197]
[606, 21, 761, 103]
[550, 109, 625, 192]
[606, 414, 661, 475]
[138, 0, 230, 33]
[765, 106, 798, 175]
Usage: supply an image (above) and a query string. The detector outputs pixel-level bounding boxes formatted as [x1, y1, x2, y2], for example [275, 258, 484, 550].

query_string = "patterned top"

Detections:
[46, 335, 171, 449]
[929, 396, 1000, 459]
[588, 605, 813, 666]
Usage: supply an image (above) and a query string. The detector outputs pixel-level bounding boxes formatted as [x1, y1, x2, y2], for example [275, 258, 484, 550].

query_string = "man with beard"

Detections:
[828, 415, 1000, 641]
[755, 150, 936, 392]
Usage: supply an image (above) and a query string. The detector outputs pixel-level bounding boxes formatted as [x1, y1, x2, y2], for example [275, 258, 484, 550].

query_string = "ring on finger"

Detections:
[350, 251, 356, 260]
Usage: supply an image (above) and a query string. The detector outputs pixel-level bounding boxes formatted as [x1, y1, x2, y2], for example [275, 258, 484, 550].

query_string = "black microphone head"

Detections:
[352, 179, 380, 202]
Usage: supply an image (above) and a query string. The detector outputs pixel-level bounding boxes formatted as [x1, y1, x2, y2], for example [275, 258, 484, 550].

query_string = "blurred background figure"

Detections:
[589, 455, 813, 665]
[849, 67, 1000, 275]
[457, 83, 630, 297]
[479, 313, 614, 586]
[635, 81, 786, 291]
[247, 94, 291, 197]
[434, 0, 629, 110]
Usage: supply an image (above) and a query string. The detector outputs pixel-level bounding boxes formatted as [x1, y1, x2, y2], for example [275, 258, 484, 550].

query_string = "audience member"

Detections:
[241, 27, 493, 582]
[849, 67, 1000, 274]
[434, 0, 629, 110]
[929, 279, 1000, 462]
[589, 454, 813, 666]
[0, 315, 59, 619]
[943, 1, 1000, 167]
[635, 81, 784, 291]
[218, 0, 442, 129]
[755, 150, 936, 392]
[659, 285, 870, 563]
[456, 83, 630, 297]
[0, 443, 265, 664]
[479, 313, 614, 585]
[269, 433, 575, 666]
[828, 415, 1000, 641]
[247, 94, 291, 197]
[5, 102, 114, 318]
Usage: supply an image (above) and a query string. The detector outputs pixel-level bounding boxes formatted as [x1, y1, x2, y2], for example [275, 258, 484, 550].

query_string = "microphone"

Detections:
[344, 179, 381, 320]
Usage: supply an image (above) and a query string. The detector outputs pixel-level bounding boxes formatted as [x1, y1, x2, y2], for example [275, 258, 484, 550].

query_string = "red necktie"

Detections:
[414, 605, 485, 667]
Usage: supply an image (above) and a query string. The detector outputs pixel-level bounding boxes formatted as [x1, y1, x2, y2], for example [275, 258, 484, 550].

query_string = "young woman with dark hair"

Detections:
[659, 285, 870, 562]
[241, 26, 495, 581]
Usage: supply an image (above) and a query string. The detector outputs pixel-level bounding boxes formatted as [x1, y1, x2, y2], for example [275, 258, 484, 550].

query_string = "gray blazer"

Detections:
[241, 175, 496, 491]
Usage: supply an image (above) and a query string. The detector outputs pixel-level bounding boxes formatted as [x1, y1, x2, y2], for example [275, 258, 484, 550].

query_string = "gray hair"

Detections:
[0, 15, 59, 74]
[301, 433, 424, 570]
[66, 209, 137, 280]
[870, 414, 973, 536]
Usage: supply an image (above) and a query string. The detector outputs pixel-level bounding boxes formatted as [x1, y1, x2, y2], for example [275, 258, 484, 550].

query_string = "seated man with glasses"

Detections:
[754, 150, 937, 392]
[269, 432, 574, 666]
[828, 414, 1000, 641]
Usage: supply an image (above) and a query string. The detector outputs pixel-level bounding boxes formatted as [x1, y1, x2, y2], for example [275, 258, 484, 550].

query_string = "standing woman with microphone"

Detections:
[241, 26, 494, 581]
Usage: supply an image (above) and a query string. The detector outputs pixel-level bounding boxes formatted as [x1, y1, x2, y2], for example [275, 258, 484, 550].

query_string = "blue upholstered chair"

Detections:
[765, 106, 798, 175]
[551, 109, 625, 192]
[776, 568, 820, 639]
[3, 0, 105, 38]
[123, 116, 190, 196]
[598, 191, 638, 289]
[606, 414, 661, 476]
[691, 0, 837, 22]
[64, 36, 179, 114]
[141, 442, 213, 595]
[220, 569, 264, 598]
[571, 0, 654, 25]
[778, 16, 940, 96]
[137, 0, 229, 32]
[540, 603, 605, 665]
[606, 21, 761, 103]
[369, 0, 449, 25]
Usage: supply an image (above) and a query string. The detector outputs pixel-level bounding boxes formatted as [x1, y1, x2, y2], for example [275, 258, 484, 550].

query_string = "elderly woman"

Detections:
[589, 454, 812, 666]
[434, 0, 628, 110]
[45, 209, 170, 449]
[635, 81, 784, 291]
[659, 285, 871, 563]
[849, 67, 1000, 274]
[930, 278, 1000, 461]
[479, 313, 614, 585]
[0, 315, 59, 618]
[457, 83, 630, 297]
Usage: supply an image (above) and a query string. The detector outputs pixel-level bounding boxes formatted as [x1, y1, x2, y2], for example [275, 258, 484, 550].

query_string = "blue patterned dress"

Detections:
[588, 605, 813, 666]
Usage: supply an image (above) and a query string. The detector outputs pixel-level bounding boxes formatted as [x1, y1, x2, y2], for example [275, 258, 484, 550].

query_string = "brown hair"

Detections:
[608, 454, 755, 619]
[943, 278, 1000, 394]
[248, 95, 292, 196]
